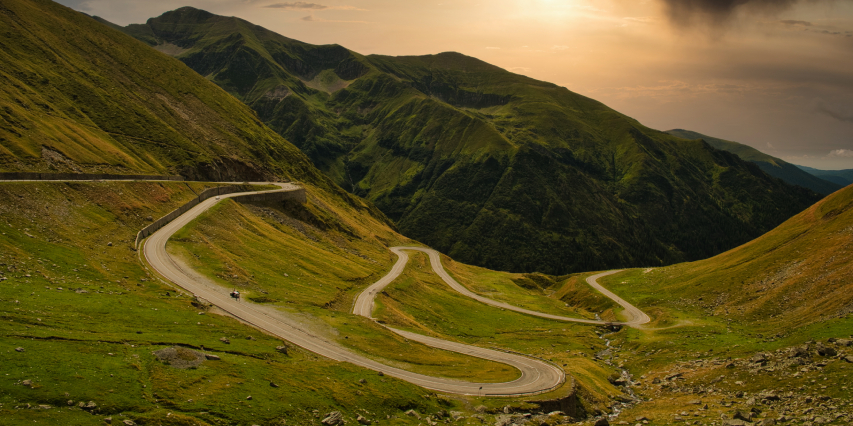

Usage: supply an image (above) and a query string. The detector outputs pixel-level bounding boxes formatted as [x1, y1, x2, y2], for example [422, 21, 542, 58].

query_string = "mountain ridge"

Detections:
[107, 6, 823, 274]
[666, 129, 842, 195]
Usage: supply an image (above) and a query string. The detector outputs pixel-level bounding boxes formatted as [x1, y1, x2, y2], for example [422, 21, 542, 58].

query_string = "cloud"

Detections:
[828, 149, 853, 157]
[264, 2, 364, 10]
[657, 0, 832, 27]
[299, 13, 369, 23]
[814, 99, 853, 123]
[266, 2, 327, 9]
[779, 19, 813, 26]
[486, 46, 501, 50]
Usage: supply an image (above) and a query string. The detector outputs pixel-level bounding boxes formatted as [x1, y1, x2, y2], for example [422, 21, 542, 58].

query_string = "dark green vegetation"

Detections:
[667, 129, 843, 195]
[0, 182, 449, 426]
[117, 7, 820, 275]
[796, 164, 853, 187]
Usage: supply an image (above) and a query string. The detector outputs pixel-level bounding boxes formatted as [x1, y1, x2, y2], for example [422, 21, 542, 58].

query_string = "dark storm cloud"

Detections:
[814, 99, 853, 123]
[659, 0, 832, 26]
[779, 19, 813, 25]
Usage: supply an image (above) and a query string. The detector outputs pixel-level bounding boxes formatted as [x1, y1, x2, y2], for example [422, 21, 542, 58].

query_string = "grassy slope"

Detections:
[603, 183, 853, 331]
[0, 0, 319, 184]
[165, 202, 631, 412]
[667, 129, 842, 195]
[0, 182, 449, 426]
[166, 194, 522, 383]
[572, 183, 853, 399]
[118, 9, 821, 276]
[537, 185, 853, 425]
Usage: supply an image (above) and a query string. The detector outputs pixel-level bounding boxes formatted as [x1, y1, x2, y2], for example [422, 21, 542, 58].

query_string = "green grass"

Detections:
[441, 255, 618, 320]
[0, 182, 444, 425]
[372, 251, 626, 403]
[166, 197, 526, 383]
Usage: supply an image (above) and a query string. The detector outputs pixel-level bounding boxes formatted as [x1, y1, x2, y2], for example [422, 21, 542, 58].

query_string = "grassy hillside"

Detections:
[603, 182, 853, 330]
[667, 129, 842, 195]
[582, 184, 853, 425]
[797, 165, 853, 186]
[117, 8, 821, 275]
[0, 0, 324, 184]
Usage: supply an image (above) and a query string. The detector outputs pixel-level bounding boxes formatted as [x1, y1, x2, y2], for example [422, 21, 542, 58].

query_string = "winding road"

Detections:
[141, 182, 649, 396]
[354, 247, 650, 327]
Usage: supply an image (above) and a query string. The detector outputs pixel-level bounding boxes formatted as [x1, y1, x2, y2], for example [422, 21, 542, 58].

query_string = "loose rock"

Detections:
[321, 411, 343, 425]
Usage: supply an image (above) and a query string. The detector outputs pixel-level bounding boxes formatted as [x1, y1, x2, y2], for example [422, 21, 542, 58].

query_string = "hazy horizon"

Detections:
[55, 0, 853, 170]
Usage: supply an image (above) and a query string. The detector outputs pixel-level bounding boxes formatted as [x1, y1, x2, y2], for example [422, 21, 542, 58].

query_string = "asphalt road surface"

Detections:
[143, 183, 565, 395]
[355, 247, 650, 327]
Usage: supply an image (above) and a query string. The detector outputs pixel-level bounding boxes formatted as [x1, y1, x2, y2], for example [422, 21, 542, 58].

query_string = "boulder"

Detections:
[757, 419, 776, 426]
[321, 411, 343, 426]
[21, 379, 32, 387]
[733, 409, 753, 421]
[219, 337, 230, 344]
[15, 347, 24, 352]
[594, 418, 610, 426]
[816, 344, 837, 357]
[276, 345, 288, 355]
[122, 420, 136, 426]
[205, 354, 221, 361]
[357, 414, 371, 425]
[405, 409, 421, 419]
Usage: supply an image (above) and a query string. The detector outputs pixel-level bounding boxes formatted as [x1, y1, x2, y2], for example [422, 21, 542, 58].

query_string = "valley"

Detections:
[1, 0, 851, 425]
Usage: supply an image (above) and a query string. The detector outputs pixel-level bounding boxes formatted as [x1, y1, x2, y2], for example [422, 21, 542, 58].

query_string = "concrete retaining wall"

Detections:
[135, 186, 306, 249]
[230, 188, 307, 204]
[0, 172, 184, 181]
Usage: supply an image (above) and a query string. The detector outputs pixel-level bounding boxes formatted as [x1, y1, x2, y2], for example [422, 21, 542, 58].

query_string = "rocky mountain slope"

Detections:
[113, 7, 821, 274]
[666, 129, 842, 195]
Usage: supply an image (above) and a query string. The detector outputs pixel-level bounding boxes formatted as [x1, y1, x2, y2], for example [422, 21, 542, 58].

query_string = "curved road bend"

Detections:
[354, 247, 650, 327]
[143, 183, 564, 396]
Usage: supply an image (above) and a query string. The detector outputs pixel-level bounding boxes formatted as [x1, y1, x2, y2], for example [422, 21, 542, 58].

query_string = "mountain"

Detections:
[110, 7, 823, 275]
[666, 129, 842, 195]
[795, 165, 853, 187]
[0, 0, 314, 184]
[0, 0, 394, 224]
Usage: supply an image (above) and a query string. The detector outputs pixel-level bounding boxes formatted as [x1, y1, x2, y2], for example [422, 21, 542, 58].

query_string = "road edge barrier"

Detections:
[134, 184, 306, 249]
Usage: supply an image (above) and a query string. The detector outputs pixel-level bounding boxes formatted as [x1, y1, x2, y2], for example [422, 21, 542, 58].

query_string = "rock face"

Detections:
[321, 411, 343, 425]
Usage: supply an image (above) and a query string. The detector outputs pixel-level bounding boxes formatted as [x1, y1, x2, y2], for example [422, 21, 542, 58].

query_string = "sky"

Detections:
[56, 0, 853, 170]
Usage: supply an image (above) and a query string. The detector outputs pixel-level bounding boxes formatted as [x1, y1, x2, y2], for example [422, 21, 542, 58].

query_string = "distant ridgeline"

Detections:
[665, 129, 843, 196]
[0, 172, 183, 181]
[104, 7, 822, 274]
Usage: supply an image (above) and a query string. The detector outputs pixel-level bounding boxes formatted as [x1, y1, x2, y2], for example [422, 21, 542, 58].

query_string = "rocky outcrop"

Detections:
[526, 379, 586, 420]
